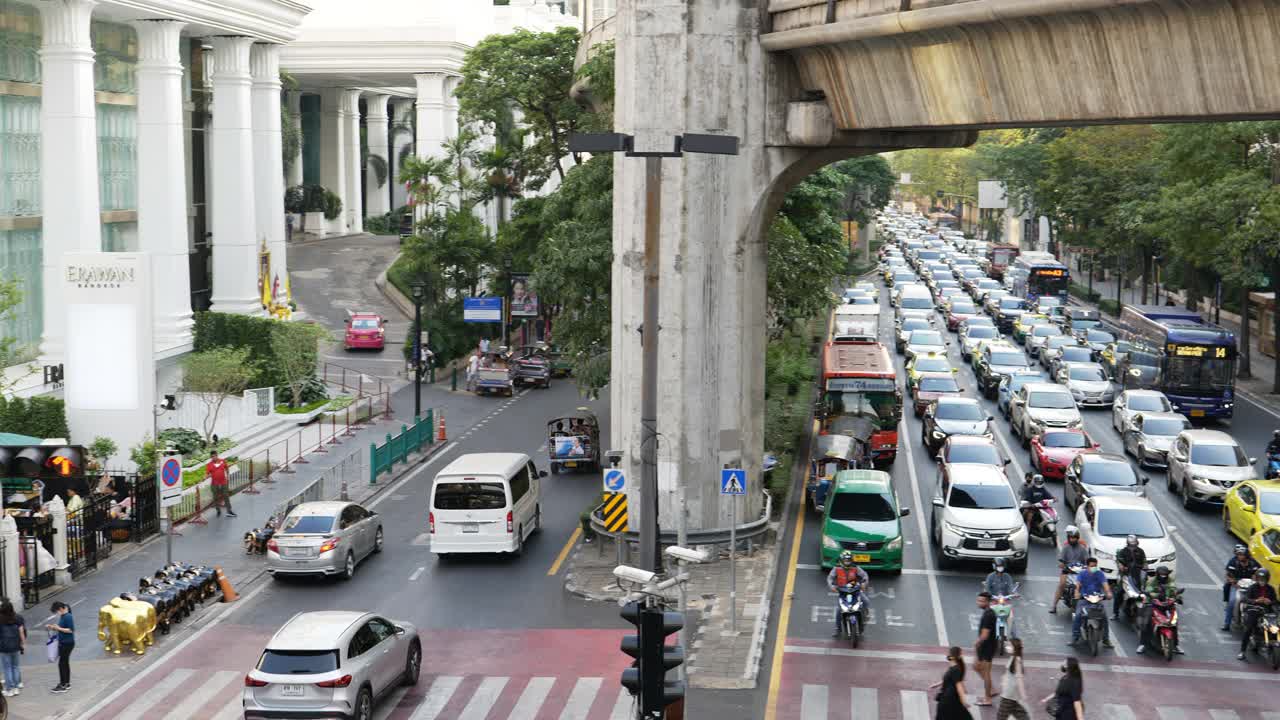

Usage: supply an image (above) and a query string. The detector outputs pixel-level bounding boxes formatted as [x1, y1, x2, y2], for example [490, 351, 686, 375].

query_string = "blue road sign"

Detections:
[603, 468, 626, 493]
[161, 457, 181, 487]
[721, 468, 746, 495]
[463, 297, 503, 323]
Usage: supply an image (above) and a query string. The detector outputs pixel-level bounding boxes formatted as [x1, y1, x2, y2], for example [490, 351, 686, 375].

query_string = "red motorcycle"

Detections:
[1148, 591, 1184, 662]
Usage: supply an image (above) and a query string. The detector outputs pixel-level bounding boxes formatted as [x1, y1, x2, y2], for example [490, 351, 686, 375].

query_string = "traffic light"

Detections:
[0, 444, 85, 478]
[619, 601, 686, 718]
[620, 601, 644, 697]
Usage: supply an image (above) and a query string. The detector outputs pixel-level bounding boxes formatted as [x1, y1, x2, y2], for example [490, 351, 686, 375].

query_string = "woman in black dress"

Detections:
[929, 646, 974, 720]
[1041, 656, 1084, 720]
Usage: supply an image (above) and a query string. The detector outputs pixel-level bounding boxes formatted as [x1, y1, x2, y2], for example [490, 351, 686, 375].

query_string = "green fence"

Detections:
[370, 409, 435, 484]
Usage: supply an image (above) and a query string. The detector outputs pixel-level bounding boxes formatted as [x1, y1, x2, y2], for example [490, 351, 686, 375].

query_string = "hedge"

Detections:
[193, 311, 318, 390]
[0, 396, 70, 440]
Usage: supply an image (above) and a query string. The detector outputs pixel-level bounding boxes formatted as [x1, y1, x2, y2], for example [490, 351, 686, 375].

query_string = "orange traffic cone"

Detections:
[437, 412, 447, 442]
[215, 566, 239, 602]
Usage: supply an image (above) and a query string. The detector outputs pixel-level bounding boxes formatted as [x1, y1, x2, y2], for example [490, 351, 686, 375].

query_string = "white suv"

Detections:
[1010, 382, 1083, 447]
[1165, 429, 1255, 509]
[930, 463, 1028, 572]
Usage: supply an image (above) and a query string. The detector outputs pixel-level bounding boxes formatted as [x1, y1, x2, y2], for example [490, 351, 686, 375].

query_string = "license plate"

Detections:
[977, 540, 997, 549]
[1190, 409, 1205, 417]
[281, 685, 305, 697]
[284, 547, 310, 558]
[565, 461, 577, 467]
[461, 523, 479, 533]
[853, 554, 871, 563]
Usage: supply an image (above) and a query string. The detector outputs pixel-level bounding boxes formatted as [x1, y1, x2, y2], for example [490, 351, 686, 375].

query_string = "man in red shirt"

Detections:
[206, 450, 236, 517]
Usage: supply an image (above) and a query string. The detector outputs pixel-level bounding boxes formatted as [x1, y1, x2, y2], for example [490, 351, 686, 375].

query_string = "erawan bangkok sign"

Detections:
[65, 263, 136, 289]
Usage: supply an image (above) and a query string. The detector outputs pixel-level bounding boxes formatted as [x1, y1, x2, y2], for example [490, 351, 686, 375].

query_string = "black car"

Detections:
[973, 343, 1033, 399]
[1063, 452, 1149, 511]
[993, 296, 1028, 333]
[921, 397, 994, 455]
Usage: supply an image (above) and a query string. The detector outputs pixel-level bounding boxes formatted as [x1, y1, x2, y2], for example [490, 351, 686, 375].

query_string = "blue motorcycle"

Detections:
[1266, 452, 1280, 480]
[837, 585, 865, 648]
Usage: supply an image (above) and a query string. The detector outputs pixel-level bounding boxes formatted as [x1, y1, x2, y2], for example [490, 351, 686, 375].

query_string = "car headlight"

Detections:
[943, 521, 964, 536]
[822, 535, 840, 550]
[886, 536, 903, 552]
[1094, 549, 1114, 561]
[1159, 553, 1176, 563]
[1070, 389, 1084, 399]
[1067, 418, 1083, 428]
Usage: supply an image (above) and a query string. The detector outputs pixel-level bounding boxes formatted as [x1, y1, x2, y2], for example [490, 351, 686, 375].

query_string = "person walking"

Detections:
[995, 638, 1029, 720]
[1041, 657, 1084, 720]
[45, 601, 74, 693]
[973, 591, 998, 706]
[206, 450, 235, 518]
[930, 646, 974, 720]
[0, 599, 25, 696]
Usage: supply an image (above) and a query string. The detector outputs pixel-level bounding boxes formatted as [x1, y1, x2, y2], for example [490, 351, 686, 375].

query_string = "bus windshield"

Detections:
[826, 390, 900, 430]
[1030, 273, 1069, 297]
[1165, 355, 1234, 391]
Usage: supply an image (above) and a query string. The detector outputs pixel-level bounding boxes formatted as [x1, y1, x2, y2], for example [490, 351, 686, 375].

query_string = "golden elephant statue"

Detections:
[97, 605, 123, 654]
[104, 597, 157, 655]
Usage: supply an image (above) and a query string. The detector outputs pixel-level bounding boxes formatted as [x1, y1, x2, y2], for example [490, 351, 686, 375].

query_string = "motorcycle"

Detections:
[1119, 573, 1146, 628]
[1147, 591, 1184, 662]
[1022, 498, 1058, 543]
[1063, 564, 1086, 612]
[1233, 578, 1256, 629]
[1081, 592, 1108, 657]
[837, 584, 865, 648]
[991, 584, 1020, 656]
[1244, 604, 1280, 670]
[1267, 452, 1280, 480]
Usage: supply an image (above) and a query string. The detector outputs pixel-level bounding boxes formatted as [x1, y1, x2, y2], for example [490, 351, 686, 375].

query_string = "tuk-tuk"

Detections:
[537, 342, 573, 378]
[807, 432, 864, 513]
[825, 416, 876, 458]
[472, 351, 514, 396]
[513, 345, 552, 389]
[547, 410, 601, 473]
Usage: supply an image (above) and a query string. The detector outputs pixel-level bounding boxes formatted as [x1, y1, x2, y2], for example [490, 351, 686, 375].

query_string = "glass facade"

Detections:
[0, 229, 40, 357]
[0, 93, 38, 216]
[0, 1, 40, 84]
[97, 103, 137, 212]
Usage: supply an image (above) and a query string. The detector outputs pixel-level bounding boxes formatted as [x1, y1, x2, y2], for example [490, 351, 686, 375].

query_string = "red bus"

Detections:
[986, 244, 1020, 280]
[820, 339, 902, 465]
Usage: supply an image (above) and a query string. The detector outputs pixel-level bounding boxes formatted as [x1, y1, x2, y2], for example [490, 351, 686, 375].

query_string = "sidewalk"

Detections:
[9, 378, 484, 720]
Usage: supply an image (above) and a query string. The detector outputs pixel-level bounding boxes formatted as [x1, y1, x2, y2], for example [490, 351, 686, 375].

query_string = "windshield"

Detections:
[966, 327, 996, 339]
[828, 492, 899, 522]
[1043, 431, 1089, 448]
[1037, 297, 1064, 308]
[1259, 492, 1280, 515]
[936, 402, 984, 421]
[948, 484, 1016, 509]
[350, 318, 379, 329]
[1045, 337, 1073, 350]
[901, 319, 931, 333]
[849, 296, 877, 305]
[1082, 462, 1137, 486]
[257, 650, 340, 675]
[281, 515, 335, 534]
[909, 331, 943, 346]
[919, 376, 961, 392]
[1097, 509, 1164, 538]
[999, 298, 1026, 310]
[1029, 391, 1075, 409]
[950, 302, 976, 314]
[1060, 348, 1093, 363]
[1165, 356, 1235, 391]
[433, 482, 507, 510]
[1031, 274, 1069, 296]
[946, 444, 1001, 465]
[1068, 366, 1107, 382]
[1007, 375, 1039, 392]
[901, 297, 933, 310]
[1128, 351, 1161, 368]
[914, 358, 950, 373]
[1128, 395, 1169, 412]
[827, 391, 900, 430]
[990, 352, 1028, 368]
[1190, 443, 1248, 467]
[1086, 330, 1115, 343]
[1140, 418, 1188, 436]
[1032, 325, 1061, 338]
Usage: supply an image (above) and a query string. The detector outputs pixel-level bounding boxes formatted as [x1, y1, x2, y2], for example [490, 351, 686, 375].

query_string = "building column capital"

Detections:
[414, 72, 449, 106]
[249, 43, 282, 87]
[131, 19, 186, 67]
[207, 35, 255, 82]
[38, 0, 97, 52]
[340, 88, 362, 116]
[365, 93, 391, 122]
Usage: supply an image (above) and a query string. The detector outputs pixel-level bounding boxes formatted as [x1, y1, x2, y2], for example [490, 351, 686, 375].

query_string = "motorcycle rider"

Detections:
[827, 550, 870, 637]
[1238, 568, 1278, 661]
[1114, 534, 1147, 621]
[1070, 556, 1113, 647]
[1267, 430, 1280, 458]
[1224, 544, 1261, 631]
[1135, 565, 1182, 655]
[983, 558, 1019, 640]
[1050, 526, 1091, 614]
[1021, 473, 1053, 530]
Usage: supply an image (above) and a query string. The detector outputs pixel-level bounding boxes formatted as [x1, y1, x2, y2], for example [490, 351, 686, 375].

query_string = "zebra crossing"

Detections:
[85, 668, 639, 720]
[793, 684, 1280, 720]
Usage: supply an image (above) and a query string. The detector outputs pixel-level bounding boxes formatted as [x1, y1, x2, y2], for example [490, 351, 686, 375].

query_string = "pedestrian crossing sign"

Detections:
[720, 468, 746, 495]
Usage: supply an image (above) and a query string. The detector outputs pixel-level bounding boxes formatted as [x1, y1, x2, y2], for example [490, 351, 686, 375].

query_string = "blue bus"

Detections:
[1008, 252, 1069, 305]
[1118, 305, 1236, 419]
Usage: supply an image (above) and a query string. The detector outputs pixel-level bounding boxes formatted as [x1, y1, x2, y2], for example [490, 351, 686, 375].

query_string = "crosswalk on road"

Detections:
[85, 668, 639, 720]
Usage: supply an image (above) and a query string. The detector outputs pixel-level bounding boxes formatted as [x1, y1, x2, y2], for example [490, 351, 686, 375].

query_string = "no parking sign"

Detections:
[159, 454, 183, 507]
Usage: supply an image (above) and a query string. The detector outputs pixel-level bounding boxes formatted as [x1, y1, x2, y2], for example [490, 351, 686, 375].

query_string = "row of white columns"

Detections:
[37, 0, 290, 361]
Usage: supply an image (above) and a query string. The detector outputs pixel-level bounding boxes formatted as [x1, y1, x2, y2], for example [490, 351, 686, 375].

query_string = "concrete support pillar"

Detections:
[364, 94, 391, 217]
[286, 90, 304, 188]
[319, 89, 348, 233]
[250, 43, 288, 295]
[133, 19, 194, 352]
[342, 89, 364, 233]
[47, 496, 70, 586]
[37, 0, 101, 363]
[443, 76, 459, 143]
[414, 72, 448, 161]
[207, 36, 261, 315]
[0, 517, 22, 611]
[390, 100, 414, 209]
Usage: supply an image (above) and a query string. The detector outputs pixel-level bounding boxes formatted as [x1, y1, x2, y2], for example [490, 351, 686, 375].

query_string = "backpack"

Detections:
[0, 622, 21, 653]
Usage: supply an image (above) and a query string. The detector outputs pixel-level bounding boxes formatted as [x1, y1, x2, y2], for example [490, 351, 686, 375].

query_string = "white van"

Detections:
[428, 453, 544, 557]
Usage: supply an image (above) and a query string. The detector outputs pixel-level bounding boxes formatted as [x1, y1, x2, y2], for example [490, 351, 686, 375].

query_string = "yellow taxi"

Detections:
[1224, 479, 1280, 542]
[1247, 528, 1280, 594]
[1011, 313, 1050, 345]
[905, 351, 957, 393]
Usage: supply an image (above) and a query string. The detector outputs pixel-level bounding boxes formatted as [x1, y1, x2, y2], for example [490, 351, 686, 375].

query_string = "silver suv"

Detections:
[244, 611, 420, 720]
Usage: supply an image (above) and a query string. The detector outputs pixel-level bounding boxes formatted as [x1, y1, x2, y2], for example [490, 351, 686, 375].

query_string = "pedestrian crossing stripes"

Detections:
[794, 685, 1279, 720]
[86, 668, 639, 720]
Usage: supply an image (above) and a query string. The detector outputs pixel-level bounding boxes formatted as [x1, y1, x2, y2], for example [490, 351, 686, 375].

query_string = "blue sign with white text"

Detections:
[463, 297, 503, 323]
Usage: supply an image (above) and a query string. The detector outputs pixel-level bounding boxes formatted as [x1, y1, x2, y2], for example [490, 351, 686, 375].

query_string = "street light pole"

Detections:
[502, 255, 512, 350]
[411, 281, 424, 420]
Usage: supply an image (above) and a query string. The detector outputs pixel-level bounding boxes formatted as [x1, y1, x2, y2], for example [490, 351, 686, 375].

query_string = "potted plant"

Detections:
[87, 436, 118, 474]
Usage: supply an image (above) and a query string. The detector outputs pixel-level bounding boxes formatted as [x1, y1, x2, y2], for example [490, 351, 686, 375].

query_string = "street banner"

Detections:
[509, 273, 539, 318]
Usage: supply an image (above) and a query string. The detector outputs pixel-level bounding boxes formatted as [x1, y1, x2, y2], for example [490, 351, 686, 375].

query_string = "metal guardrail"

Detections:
[273, 449, 364, 521]
[370, 410, 435, 483]
[589, 490, 773, 546]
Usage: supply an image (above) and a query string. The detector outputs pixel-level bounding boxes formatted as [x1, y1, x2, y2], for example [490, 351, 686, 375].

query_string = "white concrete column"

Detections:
[47, 496, 70, 586]
[390, 100, 414, 209]
[37, 0, 101, 362]
[364, 93, 391, 217]
[286, 90, 304, 188]
[319, 89, 348, 233]
[443, 75, 460, 142]
[342, 89, 364, 233]
[207, 36, 262, 315]
[0, 517, 22, 611]
[414, 72, 448, 161]
[133, 19, 194, 352]
[250, 43, 288, 297]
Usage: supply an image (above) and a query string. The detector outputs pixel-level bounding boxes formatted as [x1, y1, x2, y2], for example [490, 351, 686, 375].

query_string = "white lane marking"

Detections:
[903, 422, 949, 648]
[373, 688, 411, 720]
[1209, 710, 1242, 720]
[899, 689, 931, 719]
[210, 696, 246, 720]
[1237, 388, 1280, 420]
[1157, 709, 1189, 720]
[160, 670, 240, 720]
[459, 676, 508, 720]
[557, 677, 603, 720]
[1101, 705, 1138, 720]
[852, 686, 878, 719]
[409, 566, 426, 581]
[507, 677, 556, 720]
[1171, 529, 1222, 587]
[608, 688, 634, 720]
[368, 441, 458, 510]
[409, 675, 462, 720]
[800, 684, 827, 720]
[116, 668, 195, 720]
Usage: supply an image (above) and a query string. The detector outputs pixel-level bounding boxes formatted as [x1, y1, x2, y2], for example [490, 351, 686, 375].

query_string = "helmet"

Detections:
[1235, 544, 1248, 556]
[1126, 534, 1138, 547]
[1274, 430, 1280, 440]
[1155, 566, 1171, 581]
[839, 550, 854, 566]
[1257, 568, 1271, 583]
[1032, 474, 1045, 487]
[1065, 525, 1080, 538]
[992, 558, 1006, 572]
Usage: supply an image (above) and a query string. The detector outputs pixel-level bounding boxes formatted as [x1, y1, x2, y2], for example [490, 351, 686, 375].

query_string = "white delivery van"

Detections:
[428, 452, 543, 557]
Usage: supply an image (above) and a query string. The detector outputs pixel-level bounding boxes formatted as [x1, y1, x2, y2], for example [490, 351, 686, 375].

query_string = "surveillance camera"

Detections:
[665, 546, 711, 564]
[613, 565, 656, 585]
[605, 450, 625, 467]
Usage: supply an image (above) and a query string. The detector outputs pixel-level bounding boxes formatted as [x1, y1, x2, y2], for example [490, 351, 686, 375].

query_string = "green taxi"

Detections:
[819, 470, 909, 573]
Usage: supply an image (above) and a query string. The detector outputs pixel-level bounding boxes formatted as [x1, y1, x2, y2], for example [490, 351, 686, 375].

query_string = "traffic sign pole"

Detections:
[721, 468, 746, 635]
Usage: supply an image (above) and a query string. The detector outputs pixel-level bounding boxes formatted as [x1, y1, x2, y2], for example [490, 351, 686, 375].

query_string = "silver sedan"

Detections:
[267, 501, 384, 580]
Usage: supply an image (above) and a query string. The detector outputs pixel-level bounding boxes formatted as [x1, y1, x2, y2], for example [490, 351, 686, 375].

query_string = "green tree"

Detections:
[87, 436, 119, 472]
[180, 347, 256, 443]
[269, 322, 329, 408]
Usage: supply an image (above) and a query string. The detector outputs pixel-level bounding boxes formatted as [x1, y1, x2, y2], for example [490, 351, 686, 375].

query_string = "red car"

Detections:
[344, 312, 386, 350]
[912, 373, 964, 417]
[945, 301, 980, 331]
[1030, 428, 1100, 480]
